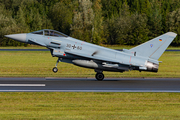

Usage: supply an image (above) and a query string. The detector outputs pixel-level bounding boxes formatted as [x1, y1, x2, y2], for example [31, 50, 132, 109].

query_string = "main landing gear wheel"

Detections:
[95, 73, 104, 81]
[52, 67, 58, 73]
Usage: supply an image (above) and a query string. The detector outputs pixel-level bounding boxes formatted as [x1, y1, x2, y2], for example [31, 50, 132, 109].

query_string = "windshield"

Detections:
[32, 31, 43, 35]
[44, 30, 68, 37]
[31, 30, 68, 37]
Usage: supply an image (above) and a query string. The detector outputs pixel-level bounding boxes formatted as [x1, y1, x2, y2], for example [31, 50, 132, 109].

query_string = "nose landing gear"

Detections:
[52, 58, 61, 73]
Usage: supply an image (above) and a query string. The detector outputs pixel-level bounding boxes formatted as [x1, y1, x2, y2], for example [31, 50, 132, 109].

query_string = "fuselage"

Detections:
[24, 29, 156, 72]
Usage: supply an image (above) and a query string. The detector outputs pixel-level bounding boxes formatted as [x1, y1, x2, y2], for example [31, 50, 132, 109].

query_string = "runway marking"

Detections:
[0, 84, 45, 86]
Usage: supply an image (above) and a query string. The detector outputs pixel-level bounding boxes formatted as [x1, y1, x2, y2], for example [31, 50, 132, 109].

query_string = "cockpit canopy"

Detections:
[31, 29, 68, 37]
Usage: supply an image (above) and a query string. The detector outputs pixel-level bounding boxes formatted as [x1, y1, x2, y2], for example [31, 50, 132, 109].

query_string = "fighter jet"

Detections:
[5, 29, 177, 80]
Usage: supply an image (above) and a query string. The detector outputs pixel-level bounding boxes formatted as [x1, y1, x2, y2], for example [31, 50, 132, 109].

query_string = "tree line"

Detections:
[0, 0, 180, 46]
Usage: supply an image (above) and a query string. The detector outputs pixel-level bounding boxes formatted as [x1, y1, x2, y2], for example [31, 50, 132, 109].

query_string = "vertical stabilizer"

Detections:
[130, 32, 177, 60]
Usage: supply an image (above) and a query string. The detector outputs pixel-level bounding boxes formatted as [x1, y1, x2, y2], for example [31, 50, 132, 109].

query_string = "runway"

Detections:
[0, 77, 180, 92]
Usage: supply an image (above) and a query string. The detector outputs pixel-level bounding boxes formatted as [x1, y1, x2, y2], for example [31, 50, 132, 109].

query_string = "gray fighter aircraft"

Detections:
[5, 29, 177, 80]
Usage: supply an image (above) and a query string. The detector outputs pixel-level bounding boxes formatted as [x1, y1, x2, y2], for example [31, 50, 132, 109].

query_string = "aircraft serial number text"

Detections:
[66, 44, 82, 50]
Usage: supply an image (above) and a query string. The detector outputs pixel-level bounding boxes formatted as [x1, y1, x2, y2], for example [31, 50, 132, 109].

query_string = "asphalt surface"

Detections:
[0, 77, 180, 92]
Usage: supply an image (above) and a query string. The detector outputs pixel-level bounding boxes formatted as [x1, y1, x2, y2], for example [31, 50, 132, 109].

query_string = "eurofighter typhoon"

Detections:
[5, 30, 177, 80]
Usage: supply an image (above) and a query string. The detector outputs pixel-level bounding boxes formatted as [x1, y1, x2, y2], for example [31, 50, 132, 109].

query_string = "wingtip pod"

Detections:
[165, 32, 177, 37]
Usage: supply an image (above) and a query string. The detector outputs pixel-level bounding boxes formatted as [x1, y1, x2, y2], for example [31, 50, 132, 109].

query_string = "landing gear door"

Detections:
[50, 48, 65, 57]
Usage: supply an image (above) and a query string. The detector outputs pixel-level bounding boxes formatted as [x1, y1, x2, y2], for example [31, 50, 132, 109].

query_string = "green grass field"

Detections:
[0, 92, 180, 120]
[0, 51, 180, 78]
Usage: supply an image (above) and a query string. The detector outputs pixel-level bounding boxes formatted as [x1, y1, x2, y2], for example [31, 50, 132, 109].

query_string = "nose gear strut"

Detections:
[52, 58, 61, 73]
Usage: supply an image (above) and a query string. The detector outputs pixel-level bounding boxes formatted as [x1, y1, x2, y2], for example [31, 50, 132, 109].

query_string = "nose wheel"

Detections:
[52, 67, 58, 73]
[52, 58, 61, 73]
[95, 73, 104, 81]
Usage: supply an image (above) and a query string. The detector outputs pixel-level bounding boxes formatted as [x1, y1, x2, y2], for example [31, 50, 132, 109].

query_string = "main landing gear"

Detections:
[95, 70, 104, 81]
[52, 58, 61, 73]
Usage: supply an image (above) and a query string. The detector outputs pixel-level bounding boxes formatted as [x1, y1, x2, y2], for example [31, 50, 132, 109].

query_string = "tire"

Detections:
[52, 67, 58, 73]
[95, 73, 104, 81]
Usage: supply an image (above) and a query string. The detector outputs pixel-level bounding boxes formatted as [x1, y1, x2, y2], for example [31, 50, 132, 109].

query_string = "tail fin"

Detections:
[129, 32, 177, 60]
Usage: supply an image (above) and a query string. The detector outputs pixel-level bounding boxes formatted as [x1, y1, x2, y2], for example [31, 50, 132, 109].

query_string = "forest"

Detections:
[1, 0, 180, 46]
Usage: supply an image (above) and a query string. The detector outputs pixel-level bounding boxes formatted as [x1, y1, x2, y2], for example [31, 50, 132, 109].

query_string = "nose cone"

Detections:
[5, 33, 27, 43]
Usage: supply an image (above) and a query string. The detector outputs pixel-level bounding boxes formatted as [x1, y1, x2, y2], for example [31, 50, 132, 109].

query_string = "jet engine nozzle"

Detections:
[146, 61, 159, 72]
[5, 33, 27, 43]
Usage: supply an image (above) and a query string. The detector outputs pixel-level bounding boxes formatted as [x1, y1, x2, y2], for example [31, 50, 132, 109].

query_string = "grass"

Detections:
[0, 92, 180, 120]
[0, 51, 180, 77]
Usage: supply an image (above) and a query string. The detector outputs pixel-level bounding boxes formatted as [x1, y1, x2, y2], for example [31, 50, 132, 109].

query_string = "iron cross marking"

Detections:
[72, 44, 76, 49]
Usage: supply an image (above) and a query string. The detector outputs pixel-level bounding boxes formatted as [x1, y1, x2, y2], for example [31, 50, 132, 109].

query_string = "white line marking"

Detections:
[0, 84, 45, 86]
